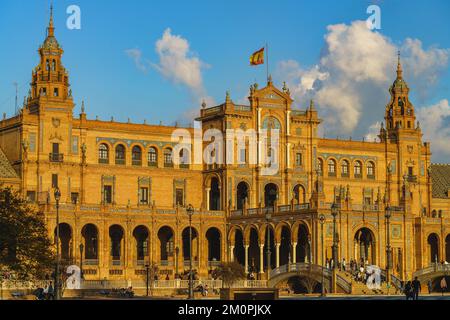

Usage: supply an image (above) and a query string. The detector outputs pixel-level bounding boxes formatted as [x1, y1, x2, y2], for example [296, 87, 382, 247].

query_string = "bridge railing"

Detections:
[413, 264, 450, 278]
[269, 263, 331, 279]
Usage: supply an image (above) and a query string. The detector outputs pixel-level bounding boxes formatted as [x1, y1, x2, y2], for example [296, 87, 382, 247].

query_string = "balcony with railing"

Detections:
[49, 153, 64, 163]
[132, 160, 142, 166]
[183, 260, 199, 268]
[115, 158, 125, 165]
[148, 161, 157, 168]
[84, 259, 99, 266]
[407, 175, 418, 183]
[98, 157, 109, 164]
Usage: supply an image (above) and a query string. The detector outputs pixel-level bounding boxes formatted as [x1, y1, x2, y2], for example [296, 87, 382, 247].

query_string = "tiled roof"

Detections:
[0, 148, 18, 179]
[431, 164, 450, 199]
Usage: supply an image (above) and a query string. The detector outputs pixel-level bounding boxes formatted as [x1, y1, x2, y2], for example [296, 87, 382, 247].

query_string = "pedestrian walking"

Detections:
[412, 277, 421, 300]
[440, 277, 447, 296]
[404, 281, 413, 300]
[427, 279, 432, 294]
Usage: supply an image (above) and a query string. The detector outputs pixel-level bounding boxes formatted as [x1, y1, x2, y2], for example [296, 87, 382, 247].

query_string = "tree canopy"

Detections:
[0, 187, 54, 280]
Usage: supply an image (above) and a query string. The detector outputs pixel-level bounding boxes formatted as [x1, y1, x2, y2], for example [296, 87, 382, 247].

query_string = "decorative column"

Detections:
[229, 245, 235, 262]
[259, 244, 264, 274]
[275, 243, 281, 268]
[292, 242, 297, 264]
[244, 245, 249, 274]
[205, 188, 211, 211]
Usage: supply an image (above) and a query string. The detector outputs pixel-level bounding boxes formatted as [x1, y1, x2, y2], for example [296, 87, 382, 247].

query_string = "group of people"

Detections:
[34, 281, 55, 300]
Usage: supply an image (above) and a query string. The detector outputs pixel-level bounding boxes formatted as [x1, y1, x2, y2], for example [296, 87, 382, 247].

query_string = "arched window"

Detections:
[132, 146, 142, 166]
[179, 149, 190, 169]
[148, 147, 158, 167]
[164, 148, 173, 167]
[317, 159, 323, 176]
[354, 161, 362, 178]
[341, 160, 349, 177]
[115, 145, 126, 165]
[367, 162, 375, 179]
[327, 159, 336, 177]
[98, 144, 109, 164]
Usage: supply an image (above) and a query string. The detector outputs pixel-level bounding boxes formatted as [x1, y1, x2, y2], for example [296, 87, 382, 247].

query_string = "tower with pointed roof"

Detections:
[27, 4, 73, 114]
[384, 52, 417, 141]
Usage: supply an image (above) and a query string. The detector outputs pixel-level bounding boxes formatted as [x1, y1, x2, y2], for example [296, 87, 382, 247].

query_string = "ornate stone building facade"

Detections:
[0, 11, 449, 288]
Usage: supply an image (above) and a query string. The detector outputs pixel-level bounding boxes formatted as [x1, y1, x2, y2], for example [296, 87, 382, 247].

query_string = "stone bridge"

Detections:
[268, 263, 352, 294]
[413, 264, 450, 290]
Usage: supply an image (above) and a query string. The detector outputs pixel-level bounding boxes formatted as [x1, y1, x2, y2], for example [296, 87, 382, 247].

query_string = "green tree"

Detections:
[212, 262, 246, 288]
[0, 187, 54, 281]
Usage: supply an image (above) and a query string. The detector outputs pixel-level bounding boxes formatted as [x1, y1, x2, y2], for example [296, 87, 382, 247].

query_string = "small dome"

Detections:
[42, 36, 60, 50]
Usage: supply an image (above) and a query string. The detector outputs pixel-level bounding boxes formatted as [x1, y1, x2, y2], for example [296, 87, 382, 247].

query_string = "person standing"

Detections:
[427, 279, 432, 294]
[342, 258, 347, 272]
[440, 277, 447, 296]
[412, 277, 421, 300]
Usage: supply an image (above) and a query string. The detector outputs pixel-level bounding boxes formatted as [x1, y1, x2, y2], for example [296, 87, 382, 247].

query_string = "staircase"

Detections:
[336, 270, 391, 295]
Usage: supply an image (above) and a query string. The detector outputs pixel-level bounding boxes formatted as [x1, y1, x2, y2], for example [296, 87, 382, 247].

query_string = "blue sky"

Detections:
[0, 0, 449, 160]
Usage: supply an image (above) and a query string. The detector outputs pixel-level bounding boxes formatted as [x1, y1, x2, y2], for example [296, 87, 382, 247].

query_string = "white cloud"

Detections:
[417, 99, 450, 159]
[364, 121, 382, 142]
[401, 38, 450, 101]
[277, 20, 450, 140]
[153, 28, 213, 107]
[125, 48, 150, 73]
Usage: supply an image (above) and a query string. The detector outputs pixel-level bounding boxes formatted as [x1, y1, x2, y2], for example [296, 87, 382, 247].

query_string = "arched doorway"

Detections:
[209, 178, 221, 210]
[182, 227, 199, 265]
[158, 226, 174, 262]
[236, 182, 249, 210]
[133, 226, 149, 262]
[54, 223, 72, 261]
[206, 228, 221, 263]
[296, 224, 310, 263]
[264, 183, 278, 207]
[109, 225, 125, 264]
[81, 224, 98, 262]
[279, 226, 292, 266]
[428, 233, 440, 264]
[354, 228, 376, 265]
[234, 229, 245, 265]
[286, 276, 321, 294]
[293, 185, 306, 204]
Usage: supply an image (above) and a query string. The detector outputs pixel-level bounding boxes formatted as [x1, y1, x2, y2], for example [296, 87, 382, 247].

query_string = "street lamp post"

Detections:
[307, 234, 312, 265]
[54, 187, 61, 300]
[385, 205, 392, 286]
[186, 204, 195, 299]
[145, 262, 150, 297]
[265, 211, 272, 280]
[319, 214, 326, 296]
[331, 203, 339, 270]
[79, 243, 84, 280]
[175, 247, 180, 277]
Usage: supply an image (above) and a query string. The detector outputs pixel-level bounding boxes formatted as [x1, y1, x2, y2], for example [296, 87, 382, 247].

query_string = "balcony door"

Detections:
[52, 143, 60, 156]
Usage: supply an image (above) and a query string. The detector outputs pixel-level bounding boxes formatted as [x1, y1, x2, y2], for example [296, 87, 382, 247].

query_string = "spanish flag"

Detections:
[250, 48, 265, 66]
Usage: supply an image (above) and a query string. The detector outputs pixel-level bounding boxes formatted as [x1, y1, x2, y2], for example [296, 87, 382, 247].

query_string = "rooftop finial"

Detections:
[397, 50, 403, 79]
[48, 2, 55, 37]
[309, 99, 315, 111]
[81, 100, 85, 113]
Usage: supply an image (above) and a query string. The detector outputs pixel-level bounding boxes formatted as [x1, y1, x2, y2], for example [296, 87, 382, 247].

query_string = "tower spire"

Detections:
[396, 50, 403, 79]
[48, 2, 55, 37]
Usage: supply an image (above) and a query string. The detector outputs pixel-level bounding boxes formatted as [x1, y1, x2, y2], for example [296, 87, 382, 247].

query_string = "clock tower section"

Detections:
[27, 5, 74, 115]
